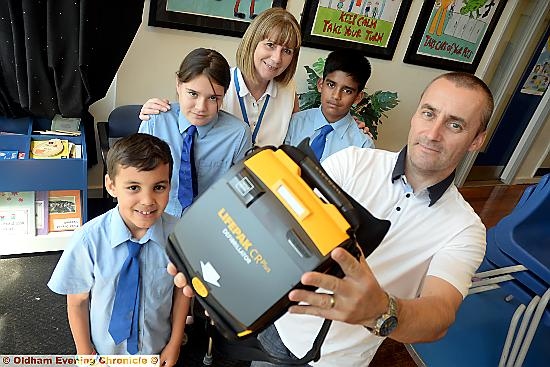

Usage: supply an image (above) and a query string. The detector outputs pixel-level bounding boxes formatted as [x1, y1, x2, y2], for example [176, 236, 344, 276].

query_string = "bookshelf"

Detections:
[0, 116, 87, 255]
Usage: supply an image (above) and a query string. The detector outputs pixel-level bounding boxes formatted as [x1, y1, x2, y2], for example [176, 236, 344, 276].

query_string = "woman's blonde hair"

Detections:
[236, 8, 301, 86]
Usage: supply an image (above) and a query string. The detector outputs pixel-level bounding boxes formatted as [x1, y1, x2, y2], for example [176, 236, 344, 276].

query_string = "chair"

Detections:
[409, 179, 550, 366]
[97, 104, 142, 198]
[515, 184, 536, 209]
[478, 256, 550, 327]
[479, 177, 550, 325]
[493, 176, 550, 285]
[487, 175, 550, 289]
[408, 283, 550, 367]
[485, 230, 549, 299]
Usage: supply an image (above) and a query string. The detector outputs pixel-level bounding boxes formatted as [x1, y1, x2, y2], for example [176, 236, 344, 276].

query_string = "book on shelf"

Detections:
[48, 190, 82, 232]
[67, 142, 83, 158]
[51, 115, 81, 132]
[33, 130, 81, 137]
[35, 191, 49, 235]
[71, 144, 82, 158]
[30, 139, 70, 159]
[0, 191, 36, 236]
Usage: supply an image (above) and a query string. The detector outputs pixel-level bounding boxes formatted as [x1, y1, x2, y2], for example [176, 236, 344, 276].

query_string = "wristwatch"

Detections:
[365, 292, 399, 337]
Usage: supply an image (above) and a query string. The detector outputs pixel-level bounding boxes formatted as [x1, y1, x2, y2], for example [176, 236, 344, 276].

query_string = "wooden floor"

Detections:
[369, 183, 529, 367]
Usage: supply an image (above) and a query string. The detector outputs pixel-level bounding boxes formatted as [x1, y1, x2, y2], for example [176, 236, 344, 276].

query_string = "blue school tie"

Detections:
[310, 124, 334, 160]
[178, 125, 198, 211]
[108, 240, 142, 354]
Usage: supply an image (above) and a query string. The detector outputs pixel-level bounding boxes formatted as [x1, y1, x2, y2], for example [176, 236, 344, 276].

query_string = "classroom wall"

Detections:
[87, 0, 519, 189]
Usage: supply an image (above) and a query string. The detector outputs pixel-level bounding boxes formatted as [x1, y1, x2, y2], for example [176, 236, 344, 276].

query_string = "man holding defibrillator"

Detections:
[170, 71, 492, 367]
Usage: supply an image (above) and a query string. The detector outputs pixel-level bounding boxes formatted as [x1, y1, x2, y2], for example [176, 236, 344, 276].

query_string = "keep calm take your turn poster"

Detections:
[309, 0, 405, 48]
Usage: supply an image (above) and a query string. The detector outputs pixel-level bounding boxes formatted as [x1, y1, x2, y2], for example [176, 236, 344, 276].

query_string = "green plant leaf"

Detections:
[298, 91, 321, 111]
[300, 64, 322, 111]
[312, 57, 325, 76]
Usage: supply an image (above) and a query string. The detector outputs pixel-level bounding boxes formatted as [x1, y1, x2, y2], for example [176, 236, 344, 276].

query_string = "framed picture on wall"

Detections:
[403, 0, 507, 72]
[300, 0, 412, 60]
[149, 0, 287, 38]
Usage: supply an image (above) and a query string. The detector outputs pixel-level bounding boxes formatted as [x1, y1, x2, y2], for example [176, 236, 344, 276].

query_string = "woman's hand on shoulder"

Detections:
[139, 98, 171, 121]
[354, 116, 373, 139]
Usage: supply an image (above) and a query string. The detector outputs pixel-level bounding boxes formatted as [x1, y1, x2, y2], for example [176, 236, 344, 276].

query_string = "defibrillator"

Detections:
[167, 141, 390, 364]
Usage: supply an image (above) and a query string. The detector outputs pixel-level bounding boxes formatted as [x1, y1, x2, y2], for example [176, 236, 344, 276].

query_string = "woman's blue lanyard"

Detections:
[234, 68, 270, 144]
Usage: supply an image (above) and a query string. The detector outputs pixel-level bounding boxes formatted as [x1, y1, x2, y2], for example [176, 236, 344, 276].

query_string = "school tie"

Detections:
[178, 125, 198, 211]
[108, 240, 143, 354]
[310, 124, 334, 160]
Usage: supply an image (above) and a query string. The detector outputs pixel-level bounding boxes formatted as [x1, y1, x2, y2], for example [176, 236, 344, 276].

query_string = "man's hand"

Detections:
[288, 247, 387, 327]
[139, 98, 171, 121]
[167, 262, 195, 298]
[289, 248, 464, 343]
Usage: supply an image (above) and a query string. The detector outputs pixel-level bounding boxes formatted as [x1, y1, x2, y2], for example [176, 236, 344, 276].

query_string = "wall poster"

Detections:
[149, 0, 287, 38]
[521, 36, 550, 96]
[301, 0, 412, 59]
[404, 0, 507, 72]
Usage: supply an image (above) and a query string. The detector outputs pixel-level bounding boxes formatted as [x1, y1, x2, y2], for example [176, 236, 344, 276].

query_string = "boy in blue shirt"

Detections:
[285, 50, 374, 161]
[139, 48, 252, 217]
[48, 133, 188, 366]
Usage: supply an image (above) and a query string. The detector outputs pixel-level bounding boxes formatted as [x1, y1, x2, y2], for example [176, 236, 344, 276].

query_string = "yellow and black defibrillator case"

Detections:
[167, 144, 388, 341]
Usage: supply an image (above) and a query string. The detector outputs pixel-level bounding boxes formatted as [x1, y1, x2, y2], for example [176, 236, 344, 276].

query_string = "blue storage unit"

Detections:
[0, 116, 88, 238]
[494, 175, 550, 285]
[411, 179, 550, 366]
[409, 286, 550, 367]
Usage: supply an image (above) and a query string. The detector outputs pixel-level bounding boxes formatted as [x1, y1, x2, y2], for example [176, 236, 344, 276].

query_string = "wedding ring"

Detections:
[329, 294, 336, 309]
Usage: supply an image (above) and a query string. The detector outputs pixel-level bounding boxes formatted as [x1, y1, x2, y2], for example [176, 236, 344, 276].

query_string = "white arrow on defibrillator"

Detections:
[200, 261, 221, 287]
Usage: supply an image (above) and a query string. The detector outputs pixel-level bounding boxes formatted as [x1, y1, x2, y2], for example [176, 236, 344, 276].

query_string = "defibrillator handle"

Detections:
[280, 142, 361, 231]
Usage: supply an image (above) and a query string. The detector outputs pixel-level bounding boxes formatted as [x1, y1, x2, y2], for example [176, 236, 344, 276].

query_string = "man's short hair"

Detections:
[106, 133, 173, 181]
[425, 72, 494, 132]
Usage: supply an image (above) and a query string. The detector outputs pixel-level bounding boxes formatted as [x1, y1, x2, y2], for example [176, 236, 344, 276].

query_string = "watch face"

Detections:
[379, 316, 398, 337]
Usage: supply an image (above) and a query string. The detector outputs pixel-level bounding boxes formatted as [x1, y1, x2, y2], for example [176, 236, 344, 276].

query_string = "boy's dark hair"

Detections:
[106, 133, 173, 181]
[177, 48, 231, 93]
[323, 50, 372, 91]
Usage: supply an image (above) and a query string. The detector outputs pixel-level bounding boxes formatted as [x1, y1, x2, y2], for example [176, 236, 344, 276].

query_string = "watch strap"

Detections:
[365, 292, 398, 337]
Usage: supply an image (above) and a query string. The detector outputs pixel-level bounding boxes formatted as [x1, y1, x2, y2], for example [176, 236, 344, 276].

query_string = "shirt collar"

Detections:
[176, 104, 217, 138]
[314, 108, 353, 139]
[391, 146, 455, 207]
[109, 206, 166, 248]
[236, 67, 278, 99]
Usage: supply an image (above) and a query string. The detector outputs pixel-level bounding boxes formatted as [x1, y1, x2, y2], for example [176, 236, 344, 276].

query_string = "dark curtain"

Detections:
[0, 0, 145, 165]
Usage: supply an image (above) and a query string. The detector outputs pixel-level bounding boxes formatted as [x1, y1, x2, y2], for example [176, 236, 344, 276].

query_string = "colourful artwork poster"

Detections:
[521, 37, 550, 96]
[309, 0, 405, 48]
[166, 0, 275, 21]
[416, 0, 503, 64]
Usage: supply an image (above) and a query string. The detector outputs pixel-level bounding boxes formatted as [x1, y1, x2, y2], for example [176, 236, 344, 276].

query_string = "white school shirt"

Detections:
[223, 67, 296, 147]
[275, 147, 486, 366]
